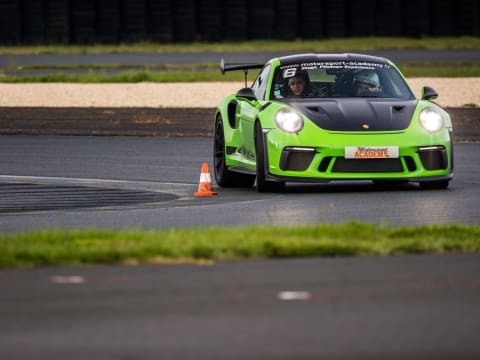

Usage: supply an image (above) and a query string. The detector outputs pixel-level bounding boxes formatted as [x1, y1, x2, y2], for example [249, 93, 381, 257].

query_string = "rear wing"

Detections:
[220, 58, 264, 87]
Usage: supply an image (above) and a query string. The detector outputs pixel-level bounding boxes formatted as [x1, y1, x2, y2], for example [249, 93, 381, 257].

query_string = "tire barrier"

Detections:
[44, 0, 70, 43]
[248, 0, 275, 40]
[454, 0, 480, 36]
[430, 0, 454, 36]
[21, 0, 45, 44]
[375, 0, 403, 37]
[275, 0, 297, 40]
[223, 0, 248, 41]
[147, 0, 173, 43]
[403, 0, 430, 37]
[97, 0, 121, 43]
[325, 0, 346, 38]
[0, 0, 22, 45]
[299, 0, 324, 39]
[349, 0, 375, 37]
[2, 0, 479, 45]
[173, 0, 196, 42]
[121, 0, 147, 43]
[198, 0, 222, 41]
[71, 0, 96, 44]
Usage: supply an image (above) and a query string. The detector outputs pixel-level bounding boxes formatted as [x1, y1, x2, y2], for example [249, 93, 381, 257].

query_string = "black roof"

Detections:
[277, 53, 389, 65]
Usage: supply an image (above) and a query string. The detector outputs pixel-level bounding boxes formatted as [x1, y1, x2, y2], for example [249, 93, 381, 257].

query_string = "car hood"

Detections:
[289, 99, 418, 131]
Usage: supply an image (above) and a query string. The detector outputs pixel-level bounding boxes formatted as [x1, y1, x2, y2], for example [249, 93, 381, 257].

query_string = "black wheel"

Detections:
[214, 118, 255, 188]
[255, 122, 285, 193]
[419, 180, 450, 190]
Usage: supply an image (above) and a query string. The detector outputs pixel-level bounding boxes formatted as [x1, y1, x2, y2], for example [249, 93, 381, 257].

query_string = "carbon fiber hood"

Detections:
[290, 99, 418, 131]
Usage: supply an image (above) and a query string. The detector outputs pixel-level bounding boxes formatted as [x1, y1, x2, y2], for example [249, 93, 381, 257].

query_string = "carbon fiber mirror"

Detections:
[236, 88, 257, 101]
[422, 86, 438, 101]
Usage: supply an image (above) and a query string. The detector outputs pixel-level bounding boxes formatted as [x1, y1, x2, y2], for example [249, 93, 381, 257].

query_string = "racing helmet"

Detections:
[285, 68, 311, 89]
[284, 68, 309, 83]
[280, 68, 311, 97]
[354, 69, 380, 88]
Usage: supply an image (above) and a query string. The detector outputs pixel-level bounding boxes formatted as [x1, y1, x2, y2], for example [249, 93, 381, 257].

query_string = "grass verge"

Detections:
[1, 61, 479, 83]
[1, 222, 479, 268]
[0, 37, 479, 55]
[0, 70, 238, 83]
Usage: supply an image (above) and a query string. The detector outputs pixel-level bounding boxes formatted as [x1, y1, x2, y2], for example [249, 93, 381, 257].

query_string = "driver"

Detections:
[288, 75, 307, 97]
[353, 69, 381, 96]
[283, 69, 318, 98]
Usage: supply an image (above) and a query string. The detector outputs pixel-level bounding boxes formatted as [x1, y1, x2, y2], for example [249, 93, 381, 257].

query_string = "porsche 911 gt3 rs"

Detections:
[214, 53, 453, 192]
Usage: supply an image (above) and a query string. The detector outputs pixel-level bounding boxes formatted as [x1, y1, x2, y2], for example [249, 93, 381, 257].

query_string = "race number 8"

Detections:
[283, 68, 297, 78]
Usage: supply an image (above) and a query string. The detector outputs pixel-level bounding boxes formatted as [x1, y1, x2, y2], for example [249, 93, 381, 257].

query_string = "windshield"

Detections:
[271, 61, 415, 100]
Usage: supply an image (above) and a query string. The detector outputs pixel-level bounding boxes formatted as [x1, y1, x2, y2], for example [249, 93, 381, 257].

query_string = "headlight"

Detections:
[419, 108, 444, 133]
[275, 108, 304, 133]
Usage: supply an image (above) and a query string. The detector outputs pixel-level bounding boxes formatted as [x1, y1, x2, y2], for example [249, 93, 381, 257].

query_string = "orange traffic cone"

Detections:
[194, 162, 218, 197]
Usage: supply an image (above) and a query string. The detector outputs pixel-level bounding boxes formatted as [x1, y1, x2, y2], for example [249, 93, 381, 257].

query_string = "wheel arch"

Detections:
[254, 117, 263, 151]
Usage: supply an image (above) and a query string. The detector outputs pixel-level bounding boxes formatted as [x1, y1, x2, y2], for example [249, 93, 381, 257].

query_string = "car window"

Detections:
[252, 64, 271, 100]
[271, 61, 415, 100]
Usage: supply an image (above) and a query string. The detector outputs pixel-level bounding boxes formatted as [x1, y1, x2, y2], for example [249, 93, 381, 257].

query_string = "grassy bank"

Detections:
[1, 222, 479, 268]
[1, 37, 479, 55]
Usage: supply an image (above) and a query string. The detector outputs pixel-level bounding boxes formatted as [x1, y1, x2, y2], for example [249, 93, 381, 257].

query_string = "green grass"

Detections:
[398, 61, 480, 77]
[1, 222, 479, 268]
[1, 37, 478, 82]
[0, 37, 479, 55]
[1, 61, 479, 83]
[7, 63, 220, 71]
[0, 70, 241, 83]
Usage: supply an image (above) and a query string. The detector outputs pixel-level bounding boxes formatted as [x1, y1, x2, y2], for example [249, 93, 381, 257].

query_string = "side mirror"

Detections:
[236, 87, 257, 101]
[422, 86, 438, 101]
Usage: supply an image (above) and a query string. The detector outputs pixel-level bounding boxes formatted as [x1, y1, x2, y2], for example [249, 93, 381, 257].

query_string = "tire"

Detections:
[419, 180, 450, 190]
[213, 118, 255, 188]
[255, 123, 285, 193]
[349, 0, 375, 36]
[299, 0, 324, 39]
[147, 1, 173, 43]
[375, 0, 402, 37]
[275, 0, 297, 40]
[22, 0, 44, 43]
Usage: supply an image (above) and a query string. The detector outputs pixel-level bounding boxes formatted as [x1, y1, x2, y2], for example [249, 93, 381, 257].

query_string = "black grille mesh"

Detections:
[332, 158, 404, 173]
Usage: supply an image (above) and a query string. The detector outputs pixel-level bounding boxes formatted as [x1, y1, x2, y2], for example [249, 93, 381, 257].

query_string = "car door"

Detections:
[238, 64, 271, 162]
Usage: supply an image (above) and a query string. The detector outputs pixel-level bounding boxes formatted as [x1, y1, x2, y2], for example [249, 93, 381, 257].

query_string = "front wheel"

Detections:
[214, 118, 255, 188]
[255, 122, 285, 193]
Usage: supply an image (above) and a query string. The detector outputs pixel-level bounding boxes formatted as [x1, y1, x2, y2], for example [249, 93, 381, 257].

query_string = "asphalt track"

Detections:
[1, 50, 479, 68]
[1, 135, 479, 359]
[1, 254, 479, 359]
[0, 136, 479, 232]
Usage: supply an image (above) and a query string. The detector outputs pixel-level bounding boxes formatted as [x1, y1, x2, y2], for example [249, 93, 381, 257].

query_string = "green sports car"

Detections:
[214, 53, 453, 192]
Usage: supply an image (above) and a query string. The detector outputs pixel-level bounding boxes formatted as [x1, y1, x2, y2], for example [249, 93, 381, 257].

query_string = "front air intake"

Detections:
[280, 148, 315, 171]
[418, 146, 448, 170]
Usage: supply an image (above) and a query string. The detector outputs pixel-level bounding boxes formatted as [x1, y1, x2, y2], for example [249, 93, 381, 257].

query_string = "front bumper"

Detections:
[263, 128, 454, 183]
